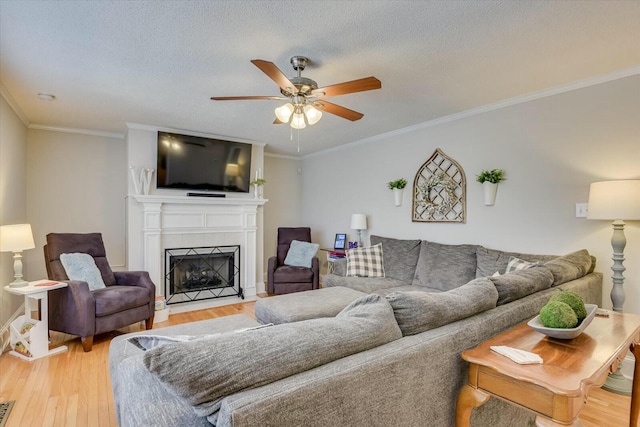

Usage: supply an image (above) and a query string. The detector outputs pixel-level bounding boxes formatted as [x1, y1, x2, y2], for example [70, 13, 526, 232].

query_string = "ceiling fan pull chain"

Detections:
[297, 128, 300, 153]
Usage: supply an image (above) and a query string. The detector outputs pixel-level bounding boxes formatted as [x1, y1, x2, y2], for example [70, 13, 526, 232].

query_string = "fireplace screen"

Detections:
[164, 245, 242, 305]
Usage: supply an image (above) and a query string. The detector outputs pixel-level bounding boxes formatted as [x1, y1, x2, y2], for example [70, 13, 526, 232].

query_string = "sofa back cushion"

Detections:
[476, 246, 557, 278]
[386, 278, 498, 336]
[143, 294, 402, 419]
[370, 235, 421, 283]
[544, 249, 593, 286]
[412, 241, 478, 291]
[489, 267, 554, 305]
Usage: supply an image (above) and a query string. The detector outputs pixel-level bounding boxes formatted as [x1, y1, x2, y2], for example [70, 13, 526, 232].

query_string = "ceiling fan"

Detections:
[211, 56, 381, 129]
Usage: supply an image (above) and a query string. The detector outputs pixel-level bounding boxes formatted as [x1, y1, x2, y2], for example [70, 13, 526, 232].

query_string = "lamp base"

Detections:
[602, 367, 632, 396]
[9, 279, 29, 288]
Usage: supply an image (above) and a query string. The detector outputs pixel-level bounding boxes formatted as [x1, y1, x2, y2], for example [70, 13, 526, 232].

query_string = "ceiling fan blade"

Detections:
[210, 96, 284, 101]
[273, 118, 284, 124]
[313, 100, 364, 121]
[312, 77, 381, 98]
[251, 59, 299, 95]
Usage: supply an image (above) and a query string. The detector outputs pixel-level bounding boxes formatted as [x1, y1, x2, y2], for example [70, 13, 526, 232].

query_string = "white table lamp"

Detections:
[350, 214, 368, 247]
[0, 223, 36, 288]
[587, 179, 640, 395]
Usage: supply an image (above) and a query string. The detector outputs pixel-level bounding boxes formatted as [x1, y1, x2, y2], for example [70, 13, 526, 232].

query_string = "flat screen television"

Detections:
[156, 131, 252, 193]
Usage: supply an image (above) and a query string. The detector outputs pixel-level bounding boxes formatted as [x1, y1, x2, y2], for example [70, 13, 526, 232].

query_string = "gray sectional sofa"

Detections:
[109, 235, 602, 427]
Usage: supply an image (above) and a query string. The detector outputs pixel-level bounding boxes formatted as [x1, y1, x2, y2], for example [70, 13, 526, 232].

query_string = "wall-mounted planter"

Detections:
[483, 182, 498, 206]
[393, 188, 404, 207]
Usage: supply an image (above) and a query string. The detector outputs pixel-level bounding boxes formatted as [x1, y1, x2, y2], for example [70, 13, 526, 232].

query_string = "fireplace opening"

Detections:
[164, 246, 242, 305]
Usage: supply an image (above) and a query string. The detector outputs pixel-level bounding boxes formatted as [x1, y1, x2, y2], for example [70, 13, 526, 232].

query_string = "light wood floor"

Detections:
[0, 300, 631, 427]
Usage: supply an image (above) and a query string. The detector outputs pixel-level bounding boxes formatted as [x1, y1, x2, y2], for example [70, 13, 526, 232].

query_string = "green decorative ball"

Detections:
[539, 301, 578, 329]
[550, 291, 587, 321]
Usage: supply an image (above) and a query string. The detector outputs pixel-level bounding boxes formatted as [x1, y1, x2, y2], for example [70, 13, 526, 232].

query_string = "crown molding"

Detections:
[126, 122, 266, 146]
[304, 65, 640, 159]
[0, 82, 30, 127]
[28, 124, 124, 139]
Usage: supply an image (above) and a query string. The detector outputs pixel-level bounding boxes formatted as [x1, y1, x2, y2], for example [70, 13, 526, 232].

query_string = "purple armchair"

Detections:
[44, 233, 155, 351]
[267, 227, 319, 295]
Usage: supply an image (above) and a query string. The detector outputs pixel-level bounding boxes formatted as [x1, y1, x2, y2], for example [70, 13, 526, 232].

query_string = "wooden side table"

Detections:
[456, 310, 640, 427]
[4, 280, 68, 361]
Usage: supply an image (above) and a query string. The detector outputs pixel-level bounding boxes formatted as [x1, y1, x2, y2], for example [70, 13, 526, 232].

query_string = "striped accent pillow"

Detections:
[346, 243, 385, 277]
[505, 256, 540, 274]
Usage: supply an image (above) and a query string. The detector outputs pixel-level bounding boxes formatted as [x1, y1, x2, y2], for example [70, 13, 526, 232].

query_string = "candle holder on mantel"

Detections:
[251, 179, 266, 198]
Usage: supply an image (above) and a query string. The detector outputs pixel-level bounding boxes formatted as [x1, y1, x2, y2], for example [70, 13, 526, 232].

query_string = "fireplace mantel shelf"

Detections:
[132, 194, 268, 207]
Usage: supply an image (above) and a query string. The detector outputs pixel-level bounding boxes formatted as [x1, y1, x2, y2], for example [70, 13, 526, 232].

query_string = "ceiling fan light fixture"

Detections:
[275, 103, 294, 123]
[291, 112, 307, 129]
[304, 105, 322, 125]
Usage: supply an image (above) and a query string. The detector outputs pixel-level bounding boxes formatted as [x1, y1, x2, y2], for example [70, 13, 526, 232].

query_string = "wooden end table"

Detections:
[456, 310, 640, 426]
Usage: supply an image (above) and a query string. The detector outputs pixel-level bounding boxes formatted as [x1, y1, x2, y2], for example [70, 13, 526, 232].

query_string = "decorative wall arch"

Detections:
[412, 148, 466, 223]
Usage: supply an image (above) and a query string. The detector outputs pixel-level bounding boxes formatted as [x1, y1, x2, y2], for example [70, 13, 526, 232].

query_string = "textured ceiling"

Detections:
[1, 1, 639, 156]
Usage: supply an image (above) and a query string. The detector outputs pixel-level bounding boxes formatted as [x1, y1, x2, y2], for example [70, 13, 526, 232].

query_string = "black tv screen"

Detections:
[157, 131, 252, 193]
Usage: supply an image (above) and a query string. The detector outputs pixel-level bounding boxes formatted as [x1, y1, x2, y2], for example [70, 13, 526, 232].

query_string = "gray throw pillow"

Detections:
[283, 240, 319, 268]
[489, 266, 554, 305]
[544, 249, 593, 286]
[412, 241, 478, 291]
[143, 294, 402, 419]
[370, 235, 421, 283]
[59, 252, 107, 291]
[386, 278, 498, 336]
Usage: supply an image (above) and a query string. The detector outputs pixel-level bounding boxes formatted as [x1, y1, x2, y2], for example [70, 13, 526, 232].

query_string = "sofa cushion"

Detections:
[544, 249, 593, 286]
[346, 243, 385, 277]
[386, 278, 498, 336]
[489, 267, 554, 305]
[370, 235, 421, 283]
[373, 285, 442, 297]
[254, 287, 367, 324]
[283, 240, 319, 268]
[476, 247, 557, 278]
[322, 275, 408, 293]
[412, 241, 478, 291]
[143, 294, 402, 419]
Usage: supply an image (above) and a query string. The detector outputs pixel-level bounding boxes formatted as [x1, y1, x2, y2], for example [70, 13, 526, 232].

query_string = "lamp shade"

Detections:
[587, 180, 640, 220]
[0, 224, 35, 252]
[275, 103, 294, 123]
[350, 214, 368, 230]
[304, 105, 322, 125]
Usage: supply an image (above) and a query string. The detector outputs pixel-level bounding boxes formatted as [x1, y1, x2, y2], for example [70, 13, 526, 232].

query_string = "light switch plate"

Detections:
[575, 203, 588, 218]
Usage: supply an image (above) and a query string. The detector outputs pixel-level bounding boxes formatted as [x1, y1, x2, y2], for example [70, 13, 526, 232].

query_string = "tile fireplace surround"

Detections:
[128, 195, 267, 313]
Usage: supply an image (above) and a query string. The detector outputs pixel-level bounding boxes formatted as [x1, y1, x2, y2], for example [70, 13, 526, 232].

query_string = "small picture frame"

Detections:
[334, 233, 347, 250]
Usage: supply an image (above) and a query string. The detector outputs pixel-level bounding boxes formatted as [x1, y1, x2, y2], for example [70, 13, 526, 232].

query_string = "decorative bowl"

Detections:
[527, 304, 598, 339]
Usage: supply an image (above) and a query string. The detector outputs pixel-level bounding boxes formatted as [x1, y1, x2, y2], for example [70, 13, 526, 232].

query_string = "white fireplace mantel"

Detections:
[129, 194, 267, 311]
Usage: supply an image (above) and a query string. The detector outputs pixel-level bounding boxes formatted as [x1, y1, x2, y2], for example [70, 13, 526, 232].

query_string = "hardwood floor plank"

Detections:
[0, 300, 631, 426]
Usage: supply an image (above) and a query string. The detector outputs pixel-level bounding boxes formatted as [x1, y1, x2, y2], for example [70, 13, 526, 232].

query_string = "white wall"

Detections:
[263, 154, 303, 275]
[0, 94, 28, 327]
[25, 129, 127, 279]
[301, 74, 640, 313]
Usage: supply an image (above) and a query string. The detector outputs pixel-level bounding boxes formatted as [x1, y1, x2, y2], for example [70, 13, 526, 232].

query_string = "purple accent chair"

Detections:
[44, 233, 155, 352]
[267, 227, 319, 295]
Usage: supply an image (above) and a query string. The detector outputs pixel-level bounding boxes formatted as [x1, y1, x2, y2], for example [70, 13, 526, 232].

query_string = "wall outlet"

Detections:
[575, 203, 588, 218]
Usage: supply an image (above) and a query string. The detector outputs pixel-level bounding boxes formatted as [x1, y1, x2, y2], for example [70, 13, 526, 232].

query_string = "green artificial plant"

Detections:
[387, 178, 407, 190]
[250, 178, 266, 186]
[476, 169, 505, 184]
